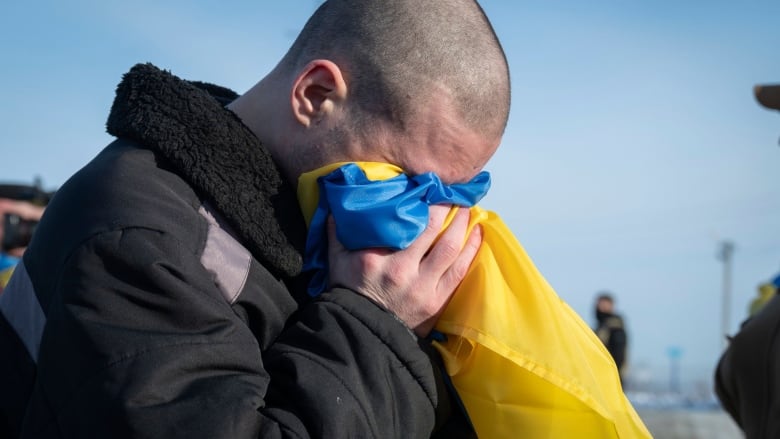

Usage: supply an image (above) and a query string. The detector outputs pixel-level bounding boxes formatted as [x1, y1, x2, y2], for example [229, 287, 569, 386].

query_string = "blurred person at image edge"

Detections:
[0, 183, 51, 293]
[715, 83, 780, 439]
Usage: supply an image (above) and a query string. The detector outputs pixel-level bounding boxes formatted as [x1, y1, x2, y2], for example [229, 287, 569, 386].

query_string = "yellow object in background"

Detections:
[749, 283, 777, 317]
[0, 266, 14, 291]
[298, 163, 651, 438]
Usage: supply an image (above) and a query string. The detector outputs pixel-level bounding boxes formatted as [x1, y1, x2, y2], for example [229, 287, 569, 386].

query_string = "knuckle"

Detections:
[450, 260, 470, 282]
[427, 205, 449, 227]
[436, 238, 461, 261]
[360, 252, 383, 272]
[464, 235, 481, 256]
[381, 259, 408, 290]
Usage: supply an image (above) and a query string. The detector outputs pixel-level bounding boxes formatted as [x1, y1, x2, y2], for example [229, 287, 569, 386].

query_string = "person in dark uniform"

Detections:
[594, 292, 627, 383]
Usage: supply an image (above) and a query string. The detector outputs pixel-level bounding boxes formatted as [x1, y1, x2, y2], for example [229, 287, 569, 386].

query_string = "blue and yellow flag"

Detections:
[298, 162, 651, 439]
[0, 253, 19, 292]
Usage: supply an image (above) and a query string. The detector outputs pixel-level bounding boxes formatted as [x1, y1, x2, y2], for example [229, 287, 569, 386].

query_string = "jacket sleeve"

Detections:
[21, 228, 439, 438]
[714, 294, 780, 438]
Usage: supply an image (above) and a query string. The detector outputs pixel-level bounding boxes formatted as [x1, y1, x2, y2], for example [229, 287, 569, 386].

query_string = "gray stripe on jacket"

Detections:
[0, 261, 46, 362]
[198, 204, 252, 304]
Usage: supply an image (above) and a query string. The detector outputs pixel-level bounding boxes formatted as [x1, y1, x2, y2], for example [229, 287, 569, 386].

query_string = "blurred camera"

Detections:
[3, 213, 39, 252]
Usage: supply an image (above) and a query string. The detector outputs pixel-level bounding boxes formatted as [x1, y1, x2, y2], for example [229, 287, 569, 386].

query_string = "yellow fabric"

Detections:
[749, 283, 777, 317]
[298, 162, 651, 439]
[0, 266, 14, 291]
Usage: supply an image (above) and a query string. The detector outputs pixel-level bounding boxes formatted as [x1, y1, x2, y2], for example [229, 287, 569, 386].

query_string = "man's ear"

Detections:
[290, 60, 348, 127]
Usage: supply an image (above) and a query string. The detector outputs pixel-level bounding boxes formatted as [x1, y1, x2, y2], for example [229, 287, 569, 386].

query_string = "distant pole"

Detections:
[717, 241, 735, 349]
[666, 346, 682, 394]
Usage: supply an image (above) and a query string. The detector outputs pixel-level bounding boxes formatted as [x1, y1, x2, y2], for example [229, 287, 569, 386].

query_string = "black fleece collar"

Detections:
[106, 63, 305, 278]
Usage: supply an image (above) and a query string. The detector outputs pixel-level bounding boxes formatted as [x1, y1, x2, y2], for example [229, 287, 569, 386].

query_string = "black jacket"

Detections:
[715, 294, 780, 438]
[595, 312, 627, 373]
[0, 63, 469, 438]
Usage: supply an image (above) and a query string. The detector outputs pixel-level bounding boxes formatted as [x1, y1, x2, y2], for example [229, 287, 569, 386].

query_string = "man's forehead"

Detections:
[399, 115, 500, 183]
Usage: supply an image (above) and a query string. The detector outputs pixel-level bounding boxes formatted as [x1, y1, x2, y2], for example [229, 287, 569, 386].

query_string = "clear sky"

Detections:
[2, 0, 779, 393]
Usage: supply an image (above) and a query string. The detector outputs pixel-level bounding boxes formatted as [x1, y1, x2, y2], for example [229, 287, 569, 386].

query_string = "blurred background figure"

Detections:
[714, 84, 780, 439]
[748, 282, 778, 318]
[0, 181, 52, 293]
[754, 84, 780, 110]
[594, 291, 628, 384]
[755, 83, 780, 145]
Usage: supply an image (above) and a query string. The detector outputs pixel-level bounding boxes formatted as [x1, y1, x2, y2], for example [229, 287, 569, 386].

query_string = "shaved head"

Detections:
[280, 0, 510, 142]
[231, 0, 512, 184]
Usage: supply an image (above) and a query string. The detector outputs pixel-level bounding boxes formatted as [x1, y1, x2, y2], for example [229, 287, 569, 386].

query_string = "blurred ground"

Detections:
[637, 409, 743, 439]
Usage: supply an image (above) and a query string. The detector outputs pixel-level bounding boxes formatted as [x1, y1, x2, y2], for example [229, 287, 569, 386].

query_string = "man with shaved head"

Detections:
[0, 1, 509, 437]
[233, 0, 509, 186]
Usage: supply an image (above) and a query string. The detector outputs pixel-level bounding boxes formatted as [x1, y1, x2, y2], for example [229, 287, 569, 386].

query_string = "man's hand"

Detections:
[327, 205, 482, 337]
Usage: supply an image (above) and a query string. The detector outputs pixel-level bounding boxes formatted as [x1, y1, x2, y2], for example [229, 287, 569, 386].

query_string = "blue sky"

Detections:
[2, 0, 779, 392]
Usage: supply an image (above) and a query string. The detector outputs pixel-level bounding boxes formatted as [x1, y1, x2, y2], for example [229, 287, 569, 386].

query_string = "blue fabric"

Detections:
[303, 163, 491, 296]
[0, 253, 19, 273]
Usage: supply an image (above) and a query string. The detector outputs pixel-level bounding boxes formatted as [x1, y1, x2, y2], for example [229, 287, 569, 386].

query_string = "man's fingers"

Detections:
[399, 204, 450, 260]
[420, 207, 471, 276]
[438, 223, 482, 295]
[325, 204, 482, 337]
[412, 219, 482, 338]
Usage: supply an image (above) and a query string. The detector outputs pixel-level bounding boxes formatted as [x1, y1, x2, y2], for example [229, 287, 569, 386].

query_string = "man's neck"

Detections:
[226, 95, 300, 188]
